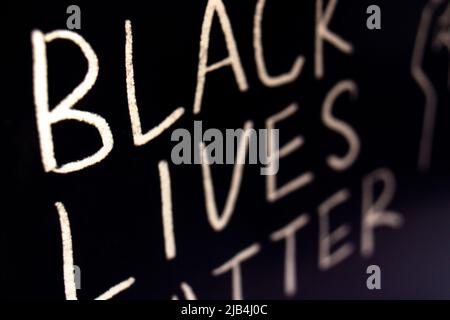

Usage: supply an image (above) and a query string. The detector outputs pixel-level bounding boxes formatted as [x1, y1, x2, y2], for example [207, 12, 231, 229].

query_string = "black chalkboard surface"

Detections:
[3, 0, 450, 300]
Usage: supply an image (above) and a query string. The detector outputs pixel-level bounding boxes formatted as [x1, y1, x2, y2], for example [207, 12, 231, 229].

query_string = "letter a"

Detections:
[366, 5, 381, 30]
[366, 265, 381, 289]
[193, 0, 248, 114]
[66, 5, 81, 30]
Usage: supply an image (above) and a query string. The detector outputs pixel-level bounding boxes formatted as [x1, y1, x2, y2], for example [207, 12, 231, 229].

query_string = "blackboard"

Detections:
[4, 0, 450, 300]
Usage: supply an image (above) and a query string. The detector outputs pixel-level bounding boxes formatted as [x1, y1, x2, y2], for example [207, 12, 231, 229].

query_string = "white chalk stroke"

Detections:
[32, 30, 114, 174]
[125, 20, 185, 147]
[411, 0, 449, 172]
[172, 282, 198, 300]
[433, 1, 450, 87]
[55, 202, 135, 300]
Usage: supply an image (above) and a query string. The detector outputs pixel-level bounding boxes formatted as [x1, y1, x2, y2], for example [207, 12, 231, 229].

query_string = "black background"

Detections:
[3, 0, 450, 299]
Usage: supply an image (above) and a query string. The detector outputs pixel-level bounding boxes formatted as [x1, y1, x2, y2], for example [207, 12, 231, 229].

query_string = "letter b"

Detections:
[32, 30, 113, 174]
